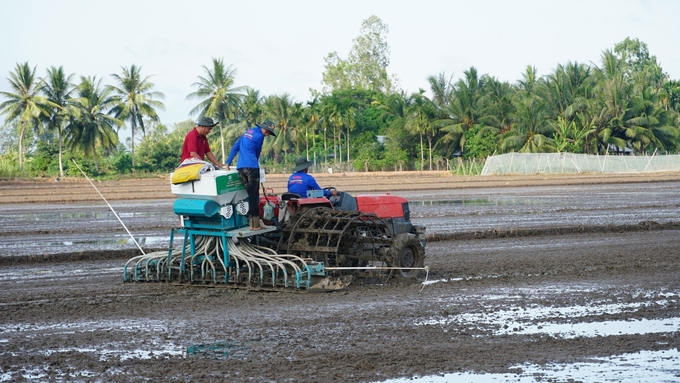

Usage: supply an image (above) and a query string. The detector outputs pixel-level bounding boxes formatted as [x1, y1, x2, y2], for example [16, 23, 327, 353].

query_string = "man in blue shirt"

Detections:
[287, 156, 335, 198]
[226, 120, 276, 231]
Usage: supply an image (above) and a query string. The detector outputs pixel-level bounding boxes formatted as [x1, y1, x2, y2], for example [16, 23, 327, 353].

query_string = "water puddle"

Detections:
[379, 349, 680, 383]
[501, 317, 680, 338]
[414, 198, 546, 206]
[184, 340, 268, 359]
[8, 210, 170, 221]
[3, 235, 171, 249]
[417, 293, 679, 339]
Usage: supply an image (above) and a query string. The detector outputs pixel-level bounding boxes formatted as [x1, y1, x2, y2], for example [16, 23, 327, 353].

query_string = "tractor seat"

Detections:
[281, 192, 302, 201]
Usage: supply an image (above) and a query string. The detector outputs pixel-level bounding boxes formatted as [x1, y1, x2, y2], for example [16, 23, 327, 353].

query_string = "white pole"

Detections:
[643, 148, 658, 172]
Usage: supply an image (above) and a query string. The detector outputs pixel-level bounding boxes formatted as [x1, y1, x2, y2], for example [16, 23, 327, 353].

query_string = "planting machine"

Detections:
[124, 169, 426, 291]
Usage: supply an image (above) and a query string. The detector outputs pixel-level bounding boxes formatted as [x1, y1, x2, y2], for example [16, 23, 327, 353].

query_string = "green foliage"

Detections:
[450, 158, 485, 176]
[65, 154, 95, 177]
[113, 153, 133, 174]
[319, 16, 395, 95]
[463, 125, 497, 159]
[3, 35, 680, 178]
[29, 138, 59, 175]
[0, 150, 19, 178]
[350, 132, 385, 171]
[135, 123, 188, 173]
[108, 64, 165, 168]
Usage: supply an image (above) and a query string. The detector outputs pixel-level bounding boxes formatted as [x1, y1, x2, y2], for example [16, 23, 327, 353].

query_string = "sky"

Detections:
[2, 0, 679, 137]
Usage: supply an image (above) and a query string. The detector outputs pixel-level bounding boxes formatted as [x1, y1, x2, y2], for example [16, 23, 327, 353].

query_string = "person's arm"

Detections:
[205, 151, 224, 168]
[255, 130, 264, 160]
[225, 137, 242, 170]
[305, 174, 332, 197]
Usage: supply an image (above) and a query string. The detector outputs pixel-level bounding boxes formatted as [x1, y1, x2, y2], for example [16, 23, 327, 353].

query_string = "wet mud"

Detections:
[1, 173, 679, 382]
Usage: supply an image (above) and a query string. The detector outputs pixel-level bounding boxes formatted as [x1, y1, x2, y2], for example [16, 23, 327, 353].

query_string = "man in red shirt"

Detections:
[180, 117, 224, 168]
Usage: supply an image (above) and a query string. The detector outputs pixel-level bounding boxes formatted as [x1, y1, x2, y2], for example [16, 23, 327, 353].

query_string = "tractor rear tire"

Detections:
[391, 234, 425, 279]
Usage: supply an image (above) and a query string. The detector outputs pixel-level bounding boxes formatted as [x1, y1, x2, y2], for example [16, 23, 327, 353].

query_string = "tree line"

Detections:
[1, 15, 679, 179]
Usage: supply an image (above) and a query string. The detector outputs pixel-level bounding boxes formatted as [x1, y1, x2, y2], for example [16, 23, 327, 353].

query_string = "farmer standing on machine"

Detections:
[180, 117, 225, 168]
[226, 120, 277, 231]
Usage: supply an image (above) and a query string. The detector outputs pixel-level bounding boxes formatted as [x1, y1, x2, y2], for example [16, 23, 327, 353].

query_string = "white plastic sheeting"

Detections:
[481, 152, 680, 175]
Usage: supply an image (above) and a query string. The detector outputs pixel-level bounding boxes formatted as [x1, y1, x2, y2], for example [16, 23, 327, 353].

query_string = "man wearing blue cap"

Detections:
[226, 120, 277, 231]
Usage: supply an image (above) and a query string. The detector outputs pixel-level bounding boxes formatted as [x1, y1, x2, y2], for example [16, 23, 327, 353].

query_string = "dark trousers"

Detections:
[237, 168, 260, 218]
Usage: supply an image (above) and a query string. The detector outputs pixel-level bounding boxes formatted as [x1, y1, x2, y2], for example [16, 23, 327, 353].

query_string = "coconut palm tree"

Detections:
[479, 76, 515, 133]
[66, 76, 122, 172]
[303, 97, 322, 160]
[289, 101, 306, 155]
[427, 72, 454, 112]
[241, 89, 264, 127]
[40, 66, 76, 176]
[263, 93, 295, 163]
[437, 67, 491, 156]
[499, 96, 555, 153]
[341, 104, 356, 163]
[0, 62, 56, 171]
[320, 97, 342, 164]
[405, 89, 436, 170]
[187, 58, 248, 162]
[108, 64, 165, 167]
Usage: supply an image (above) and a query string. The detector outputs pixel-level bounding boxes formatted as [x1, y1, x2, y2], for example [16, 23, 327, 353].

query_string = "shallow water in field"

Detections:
[2, 182, 680, 258]
[381, 349, 680, 383]
[2, 181, 680, 382]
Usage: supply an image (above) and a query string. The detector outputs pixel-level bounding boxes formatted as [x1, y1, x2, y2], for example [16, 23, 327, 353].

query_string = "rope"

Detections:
[70, 158, 145, 256]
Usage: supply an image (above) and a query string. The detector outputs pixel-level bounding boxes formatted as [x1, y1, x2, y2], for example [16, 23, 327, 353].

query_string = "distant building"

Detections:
[608, 144, 634, 155]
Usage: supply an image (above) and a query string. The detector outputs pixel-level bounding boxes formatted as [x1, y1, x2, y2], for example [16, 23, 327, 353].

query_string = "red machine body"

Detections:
[256, 188, 425, 279]
[259, 193, 410, 223]
[355, 194, 408, 219]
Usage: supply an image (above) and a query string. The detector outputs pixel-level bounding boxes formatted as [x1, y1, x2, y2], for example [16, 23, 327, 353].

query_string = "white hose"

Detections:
[128, 233, 429, 290]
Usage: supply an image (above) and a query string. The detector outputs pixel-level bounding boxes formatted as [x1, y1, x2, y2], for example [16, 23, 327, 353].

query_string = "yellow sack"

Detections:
[171, 163, 204, 184]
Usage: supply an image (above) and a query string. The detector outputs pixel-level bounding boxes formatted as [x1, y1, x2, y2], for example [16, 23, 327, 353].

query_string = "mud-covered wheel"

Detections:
[391, 234, 425, 278]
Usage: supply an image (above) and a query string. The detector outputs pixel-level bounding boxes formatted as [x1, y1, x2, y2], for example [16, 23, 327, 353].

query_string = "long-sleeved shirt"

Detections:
[287, 171, 331, 197]
[226, 127, 264, 169]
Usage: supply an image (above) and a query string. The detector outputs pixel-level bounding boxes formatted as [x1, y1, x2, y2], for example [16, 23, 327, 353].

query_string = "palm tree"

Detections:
[405, 89, 436, 170]
[187, 58, 248, 162]
[427, 72, 454, 112]
[321, 96, 342, 164]
[263, 93, 295, 163]
[437, 67, 489, 156]
[303, 98, 322, 160]
[241, 89, 264, 127]
[289, 102, 305, 155]
[66, 76, 122, 172]
[108, 64, 165, 167]
[40, 66, 75, 176]
[551, 116, 594, 153]
[516, 65, 541, 98]
[341, 105, 356, 163]
[499, 96, 555, 153]
[479, 76, 515, 133]
[0, 62, 56, 171]
[540, 62, 595, 122]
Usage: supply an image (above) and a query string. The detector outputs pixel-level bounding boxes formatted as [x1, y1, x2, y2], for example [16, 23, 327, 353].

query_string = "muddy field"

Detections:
[1, 172, 680, 382]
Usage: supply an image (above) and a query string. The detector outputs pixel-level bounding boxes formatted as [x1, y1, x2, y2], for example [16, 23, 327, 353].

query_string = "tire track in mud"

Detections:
[426, 220, 680, 241]
[2, 220, 678, 265]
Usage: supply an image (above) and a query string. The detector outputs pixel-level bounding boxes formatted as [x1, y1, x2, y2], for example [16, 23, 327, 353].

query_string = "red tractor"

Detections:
[257, 188, 426, 279]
